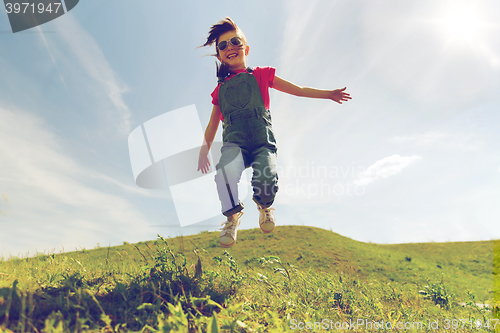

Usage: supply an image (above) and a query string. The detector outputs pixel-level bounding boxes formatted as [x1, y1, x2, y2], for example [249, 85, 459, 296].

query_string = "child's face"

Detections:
[216, 30, 249, 71]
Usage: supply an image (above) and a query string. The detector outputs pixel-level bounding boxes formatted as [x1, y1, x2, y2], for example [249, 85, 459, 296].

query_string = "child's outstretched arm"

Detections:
[198, 104, 221, 174]
[273, 76, 351, 104]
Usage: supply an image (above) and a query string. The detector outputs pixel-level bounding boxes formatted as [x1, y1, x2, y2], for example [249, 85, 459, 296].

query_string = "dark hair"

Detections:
[201, 17, 246, 82]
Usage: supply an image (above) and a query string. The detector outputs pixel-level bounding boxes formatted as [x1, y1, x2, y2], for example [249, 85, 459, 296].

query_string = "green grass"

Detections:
[0, 226, 497, 332]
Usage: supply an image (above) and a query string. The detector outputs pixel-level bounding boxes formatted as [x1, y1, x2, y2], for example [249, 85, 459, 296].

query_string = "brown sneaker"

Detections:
[257, 204, 275, 233]
[219, 211, 244, 247]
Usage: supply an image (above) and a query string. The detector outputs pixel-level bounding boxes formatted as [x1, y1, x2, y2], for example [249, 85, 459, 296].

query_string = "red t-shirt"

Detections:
[211, 66, 276, 121]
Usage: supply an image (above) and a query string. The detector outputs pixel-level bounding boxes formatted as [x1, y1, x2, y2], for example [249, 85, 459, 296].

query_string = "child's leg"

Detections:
[250, 146, 278, 208]
[215, 143, 247, 216]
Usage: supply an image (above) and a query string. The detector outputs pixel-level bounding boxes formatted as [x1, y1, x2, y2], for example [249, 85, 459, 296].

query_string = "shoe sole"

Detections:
[260, 223, 275, 233]
[219, 240, 235, 247]
[219, 233, 237, 247]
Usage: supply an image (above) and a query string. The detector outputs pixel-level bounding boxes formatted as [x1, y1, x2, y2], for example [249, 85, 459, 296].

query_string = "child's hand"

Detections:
[329, 87, 352, 104]
[198, 146, 211, 174]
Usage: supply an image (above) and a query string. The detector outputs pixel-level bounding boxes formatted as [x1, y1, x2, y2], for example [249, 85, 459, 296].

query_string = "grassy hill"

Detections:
[184, 226, 493, 300]
[0, 226, 498, 332]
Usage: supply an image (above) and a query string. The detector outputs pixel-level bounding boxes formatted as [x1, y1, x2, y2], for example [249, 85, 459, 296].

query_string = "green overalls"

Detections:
[215, 68, 279, 217]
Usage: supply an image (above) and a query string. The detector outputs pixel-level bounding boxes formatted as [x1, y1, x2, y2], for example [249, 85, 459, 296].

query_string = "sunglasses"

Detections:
[217, 37, 243, 51]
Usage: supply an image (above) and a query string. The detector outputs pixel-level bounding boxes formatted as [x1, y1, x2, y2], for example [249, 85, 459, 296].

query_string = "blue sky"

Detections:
[1, 0, 499, 257]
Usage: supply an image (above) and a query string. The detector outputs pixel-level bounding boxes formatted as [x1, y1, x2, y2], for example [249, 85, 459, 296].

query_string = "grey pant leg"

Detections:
[215, 143, 247, 216]
[250, 146, 278, 208]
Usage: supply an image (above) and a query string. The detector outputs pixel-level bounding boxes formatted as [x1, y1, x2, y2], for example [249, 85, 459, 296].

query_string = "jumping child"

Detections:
[197, 17, 351, 248]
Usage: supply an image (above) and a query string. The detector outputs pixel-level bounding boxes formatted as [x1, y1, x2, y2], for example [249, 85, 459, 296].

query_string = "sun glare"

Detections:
[431, 1, 500, 67]
[442, 8, 480, 40]
[436, 3, 490, 45]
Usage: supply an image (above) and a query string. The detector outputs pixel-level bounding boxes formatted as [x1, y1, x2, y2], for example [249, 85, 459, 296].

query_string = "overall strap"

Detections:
[219, 67, 254, 84]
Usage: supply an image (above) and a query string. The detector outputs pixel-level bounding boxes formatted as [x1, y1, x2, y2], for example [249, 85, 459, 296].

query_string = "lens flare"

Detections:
[436, 2, 491, 45]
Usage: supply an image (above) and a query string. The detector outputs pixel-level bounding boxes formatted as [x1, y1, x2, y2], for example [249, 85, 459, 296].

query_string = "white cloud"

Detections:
[354, 154, 422, 186]
[272, 0, 358, 170]
[0, 105, 159, 257]
[51, 15, 132, 136]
